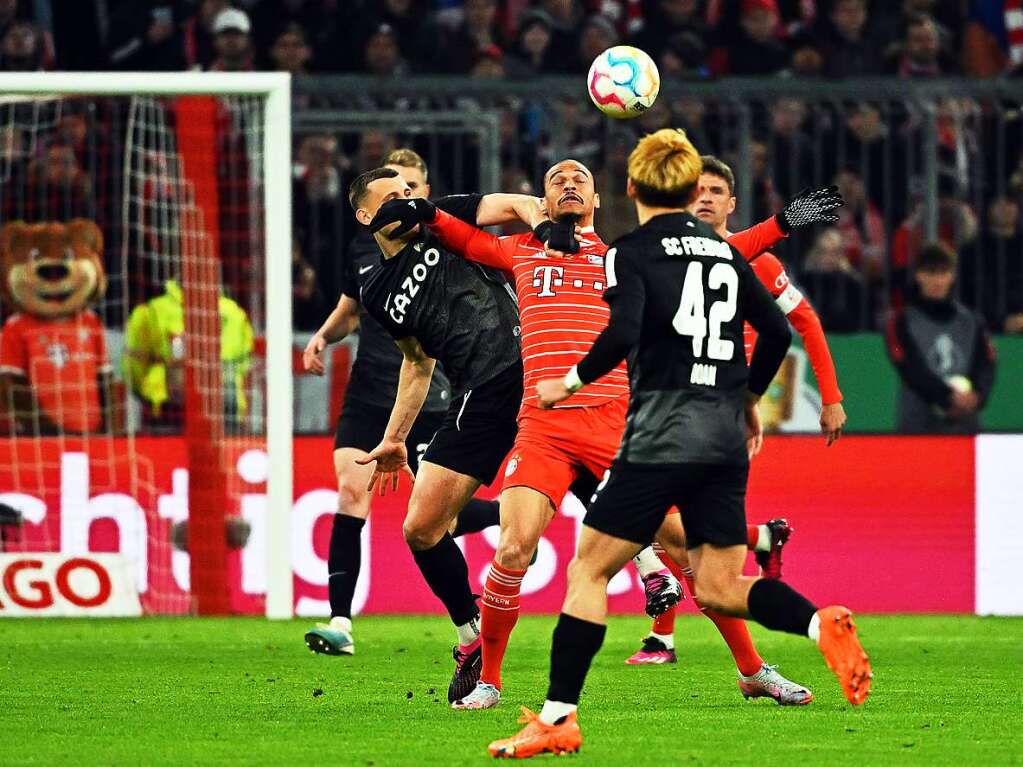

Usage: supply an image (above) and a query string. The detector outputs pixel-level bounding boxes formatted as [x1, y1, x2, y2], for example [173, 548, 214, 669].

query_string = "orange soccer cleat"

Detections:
[488, 706, 582, 759]
[816, 605, 872, 705]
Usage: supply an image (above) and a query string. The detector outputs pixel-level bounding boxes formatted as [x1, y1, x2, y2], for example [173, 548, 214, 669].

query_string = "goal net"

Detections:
[0, 74, 292, 617]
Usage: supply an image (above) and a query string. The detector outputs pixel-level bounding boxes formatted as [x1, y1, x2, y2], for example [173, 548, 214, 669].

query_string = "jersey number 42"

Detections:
[672, 261, 738, 361]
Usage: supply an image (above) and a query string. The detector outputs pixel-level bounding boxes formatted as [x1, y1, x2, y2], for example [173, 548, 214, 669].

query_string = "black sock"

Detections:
[411, 533, 479, 627]
[452, 499, 501, 537]
[328, 514, 365, 620]
[546, 613, 607, 705]
[747, 578, 817, 637]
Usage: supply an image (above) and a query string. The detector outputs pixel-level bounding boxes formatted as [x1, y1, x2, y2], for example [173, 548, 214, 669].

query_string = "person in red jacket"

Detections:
[624, 155, 847, 684]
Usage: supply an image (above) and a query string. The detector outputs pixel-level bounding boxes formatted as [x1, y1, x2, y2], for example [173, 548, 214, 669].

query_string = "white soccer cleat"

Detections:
[451, 681, 500, 710]
[737, 663, 813, 705]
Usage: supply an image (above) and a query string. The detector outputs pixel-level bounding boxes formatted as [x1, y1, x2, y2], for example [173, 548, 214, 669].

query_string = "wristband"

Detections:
[563, 365, 584, 392]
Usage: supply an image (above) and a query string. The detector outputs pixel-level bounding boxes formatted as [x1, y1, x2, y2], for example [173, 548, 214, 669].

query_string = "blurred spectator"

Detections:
[108, 1, 186, 70]
[766, 98, 813, 199]
[537, 97, 604, 170]
[809, 0, 881, 77]
[594, 131, 636, 242]
[363, 23, 407, 76]
[789, 42, 823, 75]
[439, 0, 504, 74]
[657, 29, 710, 78]
[629, 0, 707, 64]
[208, 8, 254, 71]
[0, 19, 50, 70]
[824, 102, 910, 223]
[883, 13, 952, 76]
[250, 0, 337, 71]
[533, 0, 587, 59]
[182, 0, 231, 70]
[801, 227, 872, 332]
[23, 141, 94, 219]
[293, 132, 345, 297]
[291, 236, 326, 332]
[886, 242, 996, 434]
[963, 0, 1022, 76]
[505, 9, 555, 77]
[268, 22, 312, 75]
[961, 196, 1023, 334]
[717, 0, 790, 76]
[471, 45, 507, 78]
[574, 14, 619, 73]
[355, 130, 396, 174]
[707, 0, 817, 40]
[892, 174, 978, 307]
[834, 168, 886, 280]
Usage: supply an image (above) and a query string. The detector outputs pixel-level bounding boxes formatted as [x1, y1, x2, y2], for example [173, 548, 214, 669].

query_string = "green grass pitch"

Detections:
[2, 615, 1020, 766]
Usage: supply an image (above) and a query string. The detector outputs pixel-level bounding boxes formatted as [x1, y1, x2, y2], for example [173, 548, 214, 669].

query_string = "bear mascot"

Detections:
[0, 219, 116, 435]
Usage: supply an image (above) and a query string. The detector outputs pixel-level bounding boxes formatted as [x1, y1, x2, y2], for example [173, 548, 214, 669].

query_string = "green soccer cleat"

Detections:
[305, 623, 354, 656]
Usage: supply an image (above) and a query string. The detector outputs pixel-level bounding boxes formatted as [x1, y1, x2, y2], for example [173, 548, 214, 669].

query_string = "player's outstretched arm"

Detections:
[728, 185, 844, 262]
[427, 208, 517, 273]
[754, 254, 845, 444]
[356, 336, 435, 495]
[304, 294, 360, 376]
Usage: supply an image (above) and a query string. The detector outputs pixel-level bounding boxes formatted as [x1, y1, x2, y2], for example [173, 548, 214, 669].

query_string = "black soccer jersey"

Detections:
[339, 195, 482, 411]
[579, 212, 790, 465]
[358, 225, 522, 398]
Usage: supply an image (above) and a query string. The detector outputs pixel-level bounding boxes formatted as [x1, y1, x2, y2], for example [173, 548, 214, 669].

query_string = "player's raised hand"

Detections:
[370, 197, 437, 238]
[303, 333, 327, 376]
[536, 378, 573, 409]
[355, 438, 415, 496]
[776, 185, 844, 232]
[820, 401, 846, 446]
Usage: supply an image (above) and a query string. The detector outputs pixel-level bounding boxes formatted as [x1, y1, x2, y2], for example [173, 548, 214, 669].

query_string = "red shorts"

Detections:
[501, 397, 627, 508]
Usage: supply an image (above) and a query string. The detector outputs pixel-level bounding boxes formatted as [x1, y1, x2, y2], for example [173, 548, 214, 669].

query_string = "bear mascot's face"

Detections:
[0, 219, 106, 320]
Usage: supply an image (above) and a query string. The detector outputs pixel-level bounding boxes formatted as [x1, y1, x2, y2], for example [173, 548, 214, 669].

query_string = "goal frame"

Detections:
[1, 72, 294, 619]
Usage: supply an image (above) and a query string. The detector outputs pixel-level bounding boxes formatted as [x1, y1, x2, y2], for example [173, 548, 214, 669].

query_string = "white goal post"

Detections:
[0, 72, 293, 619]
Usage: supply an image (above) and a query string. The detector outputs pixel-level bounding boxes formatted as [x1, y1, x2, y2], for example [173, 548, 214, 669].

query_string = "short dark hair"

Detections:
[348, 167, 399, 210]
[916, 241, 957, 272]
[631, 179, 698, 208]
[699, 155, 735, 194]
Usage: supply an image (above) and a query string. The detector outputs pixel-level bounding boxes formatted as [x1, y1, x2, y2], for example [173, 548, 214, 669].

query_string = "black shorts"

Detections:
[334, 400, 444, 475]
[584, 461, 749, 548]
[422, 361, 522, 485]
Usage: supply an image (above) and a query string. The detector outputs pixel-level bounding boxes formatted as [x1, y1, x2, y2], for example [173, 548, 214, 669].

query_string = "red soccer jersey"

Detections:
[430, 211, 626, 409]
[742, 253, 843, 405]
[0, 311, 110, 432]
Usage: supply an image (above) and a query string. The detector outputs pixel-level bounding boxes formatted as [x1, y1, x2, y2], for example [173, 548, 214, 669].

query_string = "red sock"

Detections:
[678, 567, 764, 677]
[746, 524, 759, 550]
[480, 560, 526, 690]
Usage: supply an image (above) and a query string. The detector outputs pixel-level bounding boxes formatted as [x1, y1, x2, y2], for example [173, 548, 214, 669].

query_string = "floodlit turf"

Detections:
[2, 615, 1021, 766]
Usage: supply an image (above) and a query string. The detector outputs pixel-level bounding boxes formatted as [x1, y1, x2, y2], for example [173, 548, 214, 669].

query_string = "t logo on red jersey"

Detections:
[532, 265, 564, 297]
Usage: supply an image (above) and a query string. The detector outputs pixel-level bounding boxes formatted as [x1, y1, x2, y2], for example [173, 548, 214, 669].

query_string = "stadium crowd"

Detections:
[1, 0, 1022, 336]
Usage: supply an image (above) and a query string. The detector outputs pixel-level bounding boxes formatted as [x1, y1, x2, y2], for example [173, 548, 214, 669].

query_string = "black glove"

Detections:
[369, 197, 437, 237]
[776, 185, 843, 233]
[533, 219, 580, 254]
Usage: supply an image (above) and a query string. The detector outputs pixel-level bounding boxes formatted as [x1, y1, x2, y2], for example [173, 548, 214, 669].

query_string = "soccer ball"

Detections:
[587, 46, 660, 120]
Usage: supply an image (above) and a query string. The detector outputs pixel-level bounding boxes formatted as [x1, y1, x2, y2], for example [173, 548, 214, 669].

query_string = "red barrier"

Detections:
[0, 435, 976, 615]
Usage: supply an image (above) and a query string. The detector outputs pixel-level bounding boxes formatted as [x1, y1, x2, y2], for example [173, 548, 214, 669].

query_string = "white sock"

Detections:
[329, 616, 352, 634]
[807, 612, 821, 643]
[650, 631, 674, 650]
[633, 546, 666, 578]
[538, 699, 577, 725]
[456, 615, 480, 646]
[754, 524, 772, 552]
